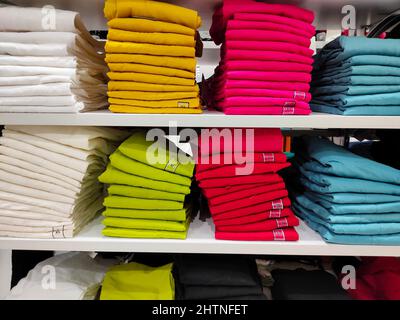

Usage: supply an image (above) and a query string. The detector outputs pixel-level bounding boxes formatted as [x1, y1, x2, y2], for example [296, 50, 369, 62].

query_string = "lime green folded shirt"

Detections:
[104, 195, 184, 210]
[102, 226, 188, 240]
[103, 207, 187, 221]
[103, 216, 187, 231]
[108, 184, 185, 202]
[100, 262, 175, 300]
[110, 150, 191, 186]
[118, 131, 195, 178]
[99, 165, 190, 194]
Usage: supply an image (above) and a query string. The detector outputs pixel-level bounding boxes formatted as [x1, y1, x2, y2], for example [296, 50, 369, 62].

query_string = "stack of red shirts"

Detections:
[196, 128, 299, 241]
[207, 0, 315, 115]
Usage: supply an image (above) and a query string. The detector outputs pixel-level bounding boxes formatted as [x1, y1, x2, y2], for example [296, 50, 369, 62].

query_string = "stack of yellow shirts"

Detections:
[104, 0, 203, 114]
[98, 130, 195, 239]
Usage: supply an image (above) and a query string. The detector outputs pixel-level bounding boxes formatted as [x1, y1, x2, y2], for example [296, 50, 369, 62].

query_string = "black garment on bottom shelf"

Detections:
[174, 254, 265, 300]
[271, 269, 351, 300]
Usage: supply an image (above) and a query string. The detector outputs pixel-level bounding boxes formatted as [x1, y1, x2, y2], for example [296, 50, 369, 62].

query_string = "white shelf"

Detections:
[1, 110, 400, 129]
[1, 216, 399, 256]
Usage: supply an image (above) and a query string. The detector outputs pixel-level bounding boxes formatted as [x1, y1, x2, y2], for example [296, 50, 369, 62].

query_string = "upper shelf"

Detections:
[0, 216, 399, 256]
[1, 110, 400, 129]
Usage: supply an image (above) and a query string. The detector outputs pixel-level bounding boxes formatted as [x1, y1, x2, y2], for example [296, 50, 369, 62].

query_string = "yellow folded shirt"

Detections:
[105, 40, 195, 57]
[104, 0, 202, 29]
[109, 105, 202, 114]
[105, 54, 196, 72]
[108, 91, 198, 100]
[108, 29, 195, 47]
[107, 71, 195, 86]
[108, 81, 199, 92]
[108, 18, 195, 36]
[109, 97, 200, 108]
[107, 63, 194, 79]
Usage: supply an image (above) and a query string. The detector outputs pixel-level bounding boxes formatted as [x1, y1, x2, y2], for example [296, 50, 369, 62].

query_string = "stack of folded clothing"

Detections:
[98, 131, 195, 239]
[205, 0, 315, 115]
[103, 0, 203, 114]
[100, 262, 175, 300]
[0, 125, 128, 238]
[311, 36, 400, 115]
[291, 136, 400, 245]
[196, 128, 299, 241]
[0, 6, 108, 113]
[174, 254, 266, 300]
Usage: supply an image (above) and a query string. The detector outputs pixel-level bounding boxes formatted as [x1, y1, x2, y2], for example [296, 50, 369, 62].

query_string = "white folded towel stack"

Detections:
[0, 125, 130, 238]
[0, 6, 108, 113]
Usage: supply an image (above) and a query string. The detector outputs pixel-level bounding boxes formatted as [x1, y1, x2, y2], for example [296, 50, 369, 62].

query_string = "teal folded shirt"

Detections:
[305, 190, 400, 204]
[311, 104, 400, 116]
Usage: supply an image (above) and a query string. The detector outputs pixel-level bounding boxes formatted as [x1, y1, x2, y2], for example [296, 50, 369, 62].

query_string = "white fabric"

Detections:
[0, 228, 74, 238]
[0, 42, 70, 56]
[0, 216, 74, 228]
[0, 180, 74, 204]
[0, 6, 77, 33]
[0, 55, 77, 68]
[0, 154, 81, 189]
[0, 137, 89, 173]
[0, 32, 77, 45]
[0, 145, 85, 181]
[2, 129, 105, 161]
[0, 83, 73, 96]
[0, 95, 77, 106]
[0, 169, 77, 198]
[0, 200, 69, 218]
[0, 65, 76, 77]
[6, 252, 114, 300]
[0, 105, 83, 113]
[0, 209, 70, 222]
[0, 75, 73, 86]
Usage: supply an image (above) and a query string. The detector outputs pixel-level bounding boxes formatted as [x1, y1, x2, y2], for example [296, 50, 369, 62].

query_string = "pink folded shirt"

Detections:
[223, 88, 311, 102]
[209, 189, 289, 215]
[213, 197, 291, 221]
[226, 71, 311, 82]
[222, 60, 313, 73]
[223, 106, 311, 115]
[216, 216, 300, 232]
[214, 208, 294, 226]
[225, 40, 314, 57]
[208, 183, 287, 206]
[234, 13, 316, 37]
[225, 50, 313, 64]
[227, 19, 314, 38]
[221, 97, 310, 109]
[225, 29, 311, 47]
[199, 173, 284, 188]
[224, 80, 310, 92]
[215, 228, 299, 241]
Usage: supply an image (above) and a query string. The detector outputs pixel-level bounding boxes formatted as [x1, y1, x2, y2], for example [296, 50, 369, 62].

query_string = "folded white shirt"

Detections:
[0, 105, 84, 113]
[0, 55, 77, 68]
[0, 216, 74, 228]
[0, 65, 76, 77]
[0, 209, 71, 223]
[0, 75, 73, 86]
[0, 95, 78, 106]
[0, 83, 74, 96]
[0, 42, 70, 56]
[0, 155, 81, 190]
[7, 252, 114, 300]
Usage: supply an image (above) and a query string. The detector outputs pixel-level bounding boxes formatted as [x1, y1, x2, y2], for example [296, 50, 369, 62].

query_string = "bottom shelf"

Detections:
[0, 216, 400, 256]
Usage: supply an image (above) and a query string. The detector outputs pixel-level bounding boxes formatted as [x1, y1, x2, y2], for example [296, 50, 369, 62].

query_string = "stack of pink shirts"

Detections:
[196, 128, 299, 241]
[207, 0, 315, 115]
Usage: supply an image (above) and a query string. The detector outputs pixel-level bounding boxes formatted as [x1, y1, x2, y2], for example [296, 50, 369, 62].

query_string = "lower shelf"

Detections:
[1, 217, 400, 256]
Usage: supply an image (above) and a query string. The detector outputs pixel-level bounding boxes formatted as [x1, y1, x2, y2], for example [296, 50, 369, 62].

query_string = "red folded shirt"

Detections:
[214, 207, 294, 226]
[233, 13, 316, 36]
[199, 173, 283, 188]
[225, 50, 314, 65]
[199, 128, 283, 155]
[223, 106, 311, 115]
[224, 79, 310, 92]
[222, 60, 313, 73]
[216, 216, 299, 232]
[208, 183, 286, 206]
[210, 189, 289, 214]
[202, 182, 269, 199]
[215, 227, 299, 241]
[196, 162, 290, 181]
[225, 40, 314, 57]
[213, 197, 291, 221]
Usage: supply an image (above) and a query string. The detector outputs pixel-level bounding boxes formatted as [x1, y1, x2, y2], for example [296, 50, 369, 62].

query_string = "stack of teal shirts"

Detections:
[291, 136, 400, 245]
[98, 131, 195, 239]
[311, 36, 400, 115]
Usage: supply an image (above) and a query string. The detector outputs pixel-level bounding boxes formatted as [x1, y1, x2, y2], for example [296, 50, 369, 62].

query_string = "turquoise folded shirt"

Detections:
[305, 190, 400, 204]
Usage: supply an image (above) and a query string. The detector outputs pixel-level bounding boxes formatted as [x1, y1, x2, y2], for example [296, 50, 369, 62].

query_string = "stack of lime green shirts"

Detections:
[100, 262, 175, 300]
[98, 131, 195, 239]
